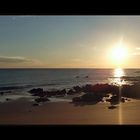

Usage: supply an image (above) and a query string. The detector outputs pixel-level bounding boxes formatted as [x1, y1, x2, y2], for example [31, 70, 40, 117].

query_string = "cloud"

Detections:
[11, 16, 38, 20]
[0, 56, 33, 63]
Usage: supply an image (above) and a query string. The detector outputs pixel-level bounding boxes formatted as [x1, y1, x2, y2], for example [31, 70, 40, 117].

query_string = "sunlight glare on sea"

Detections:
[109, 67, 126, 86]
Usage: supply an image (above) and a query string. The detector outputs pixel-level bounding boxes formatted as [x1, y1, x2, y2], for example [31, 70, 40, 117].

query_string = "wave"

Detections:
[0, 85, 32, 90]
[0, 82, 62, 91]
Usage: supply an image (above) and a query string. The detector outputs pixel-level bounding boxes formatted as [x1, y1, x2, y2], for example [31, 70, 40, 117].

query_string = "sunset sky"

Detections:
[0, 16, 140, 68]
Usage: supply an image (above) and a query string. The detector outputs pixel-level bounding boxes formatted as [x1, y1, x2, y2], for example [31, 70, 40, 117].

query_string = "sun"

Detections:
[113, 46, 126, 60]
[110, 41, 128, 65]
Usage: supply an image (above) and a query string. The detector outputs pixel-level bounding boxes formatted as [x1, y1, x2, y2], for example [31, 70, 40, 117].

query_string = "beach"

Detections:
[1, 68, 140, 125]
[0, 98, 140, 125]
[1, 16, 140, 125]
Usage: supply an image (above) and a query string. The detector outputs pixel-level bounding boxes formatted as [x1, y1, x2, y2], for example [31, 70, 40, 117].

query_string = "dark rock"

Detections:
[32, 103, 39, 106]
[46, 89, 66, 97]
[28, 88, 43, 94]
[72, 97, 81, 102]
[85, 76, 89, 78]
[73, 86, 82, 93]
[6, 98, 11, 101]
[72, 93, 103, 103]
[106, 98, 111, 102]
[59, 89, 66, 95]
[0, 91, 12, 95]
[67, 89, 76, 95]
[108, 105, 117, 109]
[104, 94, 110, 97]
[121, 97, 125, 103]
[32, 92, 47, 97]
[121, 84, 140, 98]
[0, 92, 4, 95]
[28, 88, 48, 97]
[35, 97, 50, 103]
[55, 89, 66, 97]
[47, 90, 58, 96]
[81, 93, 102, 102]
[82, 84, 115, 94]
[108, 95, 120, 105]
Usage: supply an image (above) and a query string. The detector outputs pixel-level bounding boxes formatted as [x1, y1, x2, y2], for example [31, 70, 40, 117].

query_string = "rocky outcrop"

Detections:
[0, 92, 4, 95]
[72, 92, 103, 103]
[67, 89, 76, 95]
[35, 97, 50, 103]
[32, 103, 39, 106]
[28, 88, 43, 94]
[28, 83, 140, 100]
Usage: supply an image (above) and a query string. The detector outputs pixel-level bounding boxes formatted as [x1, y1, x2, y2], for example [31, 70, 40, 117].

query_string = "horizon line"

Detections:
[0, 67, 140, 69]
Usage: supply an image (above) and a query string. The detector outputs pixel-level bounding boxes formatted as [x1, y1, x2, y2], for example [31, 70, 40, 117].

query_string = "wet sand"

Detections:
[0, 99, 140, 125]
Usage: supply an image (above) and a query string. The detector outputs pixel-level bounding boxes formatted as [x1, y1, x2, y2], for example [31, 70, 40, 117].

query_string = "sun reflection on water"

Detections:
[114, 67, 124, 78]
[110, 67, 126, 86]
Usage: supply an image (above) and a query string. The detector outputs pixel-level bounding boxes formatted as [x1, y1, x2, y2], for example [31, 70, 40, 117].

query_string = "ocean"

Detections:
[0, 68, 140, 90]
[0, 68, 140, 102]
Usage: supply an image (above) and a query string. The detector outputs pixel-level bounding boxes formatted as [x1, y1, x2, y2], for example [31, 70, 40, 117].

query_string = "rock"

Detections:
[121, 84, 140, 98]
[73, 86, 82, 93]
[109, 95, 120, 105]
[32, 103, 39, 106]
[6, 98, 11, 101]
[59, 89, 66, 95]
[108, 105, 117, 109]
[28, 88, 43, 94]
[47, 90, 57, 96]
[0, 92, 4, 95]
[72, 93, 103, 103]
[85, 76, 88, 78]
[104, 94, 110, 97]
[46, 89, 66, 97]
[67, 89, 76, 95]
[72, 97, 81, 102]
[121, 97, 125, 103]
[28, 88, 48, 97]
[106, 99, 111, 102]
[82, 84, 114, 94]
[35, 97, 50, 103]
[81, 93, 102, 102]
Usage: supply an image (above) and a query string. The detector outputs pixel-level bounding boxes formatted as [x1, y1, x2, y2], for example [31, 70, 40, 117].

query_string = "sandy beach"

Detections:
[0, 98, 140, 125]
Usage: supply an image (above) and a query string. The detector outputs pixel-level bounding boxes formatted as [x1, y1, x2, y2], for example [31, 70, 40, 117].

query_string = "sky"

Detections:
[0, 16, 140, 68]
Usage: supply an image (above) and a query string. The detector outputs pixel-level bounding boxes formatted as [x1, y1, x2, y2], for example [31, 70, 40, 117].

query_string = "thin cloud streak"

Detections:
[0, 56, 32, 63]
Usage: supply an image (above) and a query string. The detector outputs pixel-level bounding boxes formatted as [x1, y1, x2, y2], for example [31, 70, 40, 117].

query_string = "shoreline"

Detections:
[0, 99, 140, 124]
[1, 82, 140, 124]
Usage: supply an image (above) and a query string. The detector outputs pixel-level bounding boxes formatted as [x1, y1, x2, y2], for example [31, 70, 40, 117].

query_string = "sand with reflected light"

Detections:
[112, 67, 125, 124]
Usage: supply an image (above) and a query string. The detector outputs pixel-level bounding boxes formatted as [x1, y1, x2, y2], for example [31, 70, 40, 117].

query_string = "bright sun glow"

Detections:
[111, 41, 128, 66]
